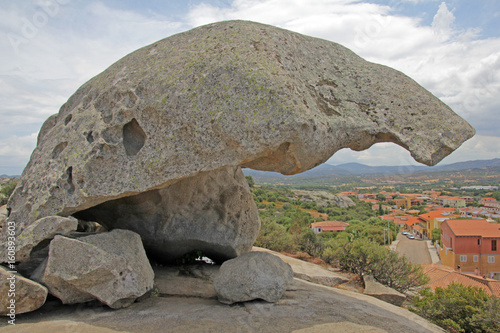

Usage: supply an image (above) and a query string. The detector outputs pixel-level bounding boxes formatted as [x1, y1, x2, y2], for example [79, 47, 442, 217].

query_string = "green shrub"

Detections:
[323, 238, 428, 293]
[254, 221, 295, 253]
[0, 180, 17, 205]
[409, 283, 500, 333]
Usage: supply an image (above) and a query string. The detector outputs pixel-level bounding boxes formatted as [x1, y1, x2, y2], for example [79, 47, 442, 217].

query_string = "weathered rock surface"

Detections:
[3, 20, 474, 262]
[363, 275, 406, 307]
[35, 229, 154, 309]
[0, 216, 77, 263]
[253, 247, 349, 287]
[214, 251, 293, 304]
[4, 279, 444, 332]
[74, 165, 259, 262]
[0, 265, 48, 316]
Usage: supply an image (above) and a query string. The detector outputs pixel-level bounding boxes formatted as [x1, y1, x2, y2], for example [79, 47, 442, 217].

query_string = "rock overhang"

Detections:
[2, 20, 474, 262]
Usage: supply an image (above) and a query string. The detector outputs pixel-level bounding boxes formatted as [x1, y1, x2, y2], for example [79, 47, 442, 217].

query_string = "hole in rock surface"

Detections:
[51, 142, 68, 159]
[66, 167, 75, 194]
[122, 118, 146, 156]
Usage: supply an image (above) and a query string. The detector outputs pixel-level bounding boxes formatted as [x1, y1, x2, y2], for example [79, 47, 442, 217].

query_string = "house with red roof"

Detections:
[422, 264, 500, 297]
[418, 210, 459, 238]
[393, 215, 420, 231]
[439, 219, 500, 280]
[310, 221, 349, 234]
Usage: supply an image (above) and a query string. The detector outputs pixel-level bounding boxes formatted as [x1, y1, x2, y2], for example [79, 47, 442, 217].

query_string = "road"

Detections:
[395, 233, 432, 265]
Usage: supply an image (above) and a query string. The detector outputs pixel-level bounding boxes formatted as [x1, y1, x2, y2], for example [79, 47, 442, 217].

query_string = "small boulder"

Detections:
[0, 216, 78, 263]
[36, 229, 154, 309]
[363, 275, 406, 307]
[0, 265, 48, 316]
[214, 252, 293, 304]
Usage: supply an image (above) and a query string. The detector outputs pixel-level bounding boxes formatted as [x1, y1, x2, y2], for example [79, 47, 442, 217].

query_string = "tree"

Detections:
[299, 229, 324, 257]
[245, 175, 255, 187]
[378, 204, 384, 216]
[431, 228, 441, 245]
[410, 283, 500, 333]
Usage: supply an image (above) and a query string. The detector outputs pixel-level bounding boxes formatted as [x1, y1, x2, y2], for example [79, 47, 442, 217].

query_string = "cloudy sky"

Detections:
[1, 0, 499, 175]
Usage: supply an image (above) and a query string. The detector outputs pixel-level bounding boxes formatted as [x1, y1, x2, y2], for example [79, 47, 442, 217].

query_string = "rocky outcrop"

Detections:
[254, 246, 348, 287]
[0, 265, 48, 316]
[2, 20, 474, 264]
[2, 216, 77, 263]
[74, 166, 259, 263]
[291, 190, 355, 208]
[363, 275, 406, 307]
[214, 252, 293, 304]
[33, 229, 154, 309]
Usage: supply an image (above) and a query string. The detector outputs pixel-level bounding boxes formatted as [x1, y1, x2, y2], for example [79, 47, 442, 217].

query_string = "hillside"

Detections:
[243, 158, 500, 188]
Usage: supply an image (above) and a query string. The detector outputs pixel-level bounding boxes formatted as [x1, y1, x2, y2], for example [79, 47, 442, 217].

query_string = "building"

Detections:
[393, 215, 420, 231]
[394, 197, 411, 210]
[479, 197, 499, 206]
[461, 196, 475, 204]
[311, 221, 349, 234]
[422, 264, 500, 297]
[437, 196, 466, 208]
[418, 210, 458, 238]
[439, 219, 500, 280]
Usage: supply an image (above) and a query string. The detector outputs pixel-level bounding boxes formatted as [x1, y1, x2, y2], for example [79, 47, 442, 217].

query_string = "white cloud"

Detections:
[0, 133, 38, 175]
[431, 1, 455, 40]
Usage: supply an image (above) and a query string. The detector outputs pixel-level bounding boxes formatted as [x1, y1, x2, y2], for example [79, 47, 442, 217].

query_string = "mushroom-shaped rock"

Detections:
[2, 20, 474, 263]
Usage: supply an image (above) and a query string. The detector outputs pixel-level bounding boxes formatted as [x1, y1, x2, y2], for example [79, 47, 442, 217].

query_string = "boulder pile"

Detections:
[0, 20, 474, 314]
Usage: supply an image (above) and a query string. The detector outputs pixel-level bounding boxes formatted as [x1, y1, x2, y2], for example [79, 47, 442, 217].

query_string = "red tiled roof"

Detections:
[489, 281, 500, 297]
[422, 264, 499, 297]
[445, 219, 500, 238]
[419, 210, 458, 221]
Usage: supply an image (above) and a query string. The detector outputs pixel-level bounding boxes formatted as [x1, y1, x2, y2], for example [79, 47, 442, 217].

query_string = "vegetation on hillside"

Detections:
[251, 185, 427, 293]
[410, 283, 500, 333]
[0, 180, 17, 205]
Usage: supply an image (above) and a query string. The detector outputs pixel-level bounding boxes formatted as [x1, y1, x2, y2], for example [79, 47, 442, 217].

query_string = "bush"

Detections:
[298, 229, 324, 257]
[410, 283, 500, 333]
[324, 238, 428, 293]
[254, 221, 295, 253]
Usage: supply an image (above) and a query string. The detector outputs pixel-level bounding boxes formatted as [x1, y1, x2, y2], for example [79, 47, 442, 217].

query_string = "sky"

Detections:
[0, 0, 499, 175]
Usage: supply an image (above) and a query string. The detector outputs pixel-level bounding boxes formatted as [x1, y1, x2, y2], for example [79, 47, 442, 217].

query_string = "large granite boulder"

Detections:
[33, 229, 154, 309]
[214, 252, 294, 304]
[2, 20, 474, 263]
[0, 265, 48, 316]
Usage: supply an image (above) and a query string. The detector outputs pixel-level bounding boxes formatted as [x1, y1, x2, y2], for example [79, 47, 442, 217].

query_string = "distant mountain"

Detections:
[427, 158, 500, 172]
[243, 158, 500, 180]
